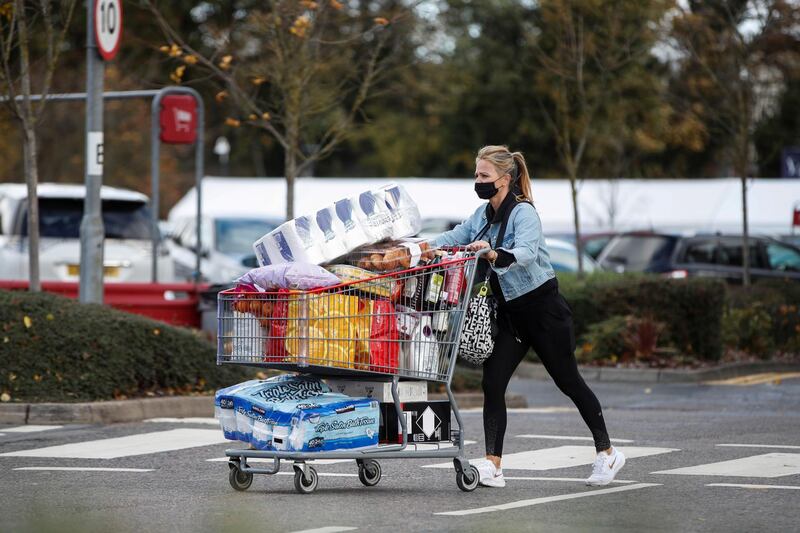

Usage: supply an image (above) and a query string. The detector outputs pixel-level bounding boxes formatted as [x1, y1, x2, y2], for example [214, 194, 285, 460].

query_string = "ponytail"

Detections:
[476, 145, 534, 203]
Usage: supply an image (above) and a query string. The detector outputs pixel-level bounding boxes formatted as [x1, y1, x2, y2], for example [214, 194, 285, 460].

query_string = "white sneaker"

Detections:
[585, 447, 626, 486]
[476, 459, 506, 488]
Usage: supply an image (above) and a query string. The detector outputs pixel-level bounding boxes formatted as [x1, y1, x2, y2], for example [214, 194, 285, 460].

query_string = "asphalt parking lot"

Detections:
[2, 375, 799, 533]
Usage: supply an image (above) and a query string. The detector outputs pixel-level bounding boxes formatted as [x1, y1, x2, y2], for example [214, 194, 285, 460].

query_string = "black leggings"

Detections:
[482, 285, 610, 456]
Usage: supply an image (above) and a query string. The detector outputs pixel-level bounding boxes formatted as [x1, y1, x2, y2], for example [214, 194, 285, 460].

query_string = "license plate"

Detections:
[67, 265, 121, 278]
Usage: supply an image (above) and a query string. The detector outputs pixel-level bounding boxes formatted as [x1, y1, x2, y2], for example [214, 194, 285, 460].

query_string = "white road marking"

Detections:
[435, 483, 662, 516]
[706, 483, 800, 491]
[461, 407, 575, 414]
[652, 453, 800, 478]
[717, 443, 800, 450]
[288, 527, 357, 533]
[0, 429, 228, 459]
[14, 467, 153, 473]
[145, 417, 218, 425]
[424, 446, 679, 471]
[503, 476, 639, 484]
[207, 457, 353, 465]
[516, 434, 634, 443]
[3, 425, 63, 433]
[0, 433, 5, 436]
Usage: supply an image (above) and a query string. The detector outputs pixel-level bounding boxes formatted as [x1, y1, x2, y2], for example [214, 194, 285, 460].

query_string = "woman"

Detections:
[433, 145, 624, 488]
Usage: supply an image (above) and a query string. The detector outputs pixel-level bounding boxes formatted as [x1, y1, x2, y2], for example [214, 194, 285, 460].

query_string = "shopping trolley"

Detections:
[216, 248, 486, 494]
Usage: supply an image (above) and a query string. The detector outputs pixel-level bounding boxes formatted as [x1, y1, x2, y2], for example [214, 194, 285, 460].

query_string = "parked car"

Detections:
[545, 238, 600, 273]
[0, 183, 174, 282]
[597, 231, 800, 282]
[167, 215, 280, 283]
[542, 231, 617, 260]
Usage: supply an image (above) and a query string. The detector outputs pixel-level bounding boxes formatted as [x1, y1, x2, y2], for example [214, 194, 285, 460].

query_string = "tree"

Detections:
[668, 0, 800, 285]
[0, 0, 77, 291]
[530, 0, 673, 276]
[145, 0, 412, 219]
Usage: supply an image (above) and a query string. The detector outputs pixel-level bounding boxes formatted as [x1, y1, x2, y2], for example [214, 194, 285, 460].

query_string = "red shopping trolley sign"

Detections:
[159, 94, 198, 144]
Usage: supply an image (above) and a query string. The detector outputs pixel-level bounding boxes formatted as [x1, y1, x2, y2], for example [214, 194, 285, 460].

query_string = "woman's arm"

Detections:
[491, 204, 541, 274]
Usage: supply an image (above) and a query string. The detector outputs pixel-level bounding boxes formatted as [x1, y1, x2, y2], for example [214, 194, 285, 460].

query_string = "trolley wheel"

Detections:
[293, 465, 319, 494]
[357, 460, 382, 487]
[228, 463, 253, 491]
[456, 465, 480, 492]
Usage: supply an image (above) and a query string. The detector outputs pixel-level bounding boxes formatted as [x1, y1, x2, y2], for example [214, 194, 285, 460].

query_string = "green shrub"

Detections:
[559, 274, 726, 360]
[577, 314, 669, 363]
[727, 280, 800, 354]
[721, 304, 775, 357]
[0, 290, 249, 402]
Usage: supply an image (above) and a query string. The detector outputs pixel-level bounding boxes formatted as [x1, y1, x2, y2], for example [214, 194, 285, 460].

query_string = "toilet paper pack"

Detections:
[253, 215, 327, 266]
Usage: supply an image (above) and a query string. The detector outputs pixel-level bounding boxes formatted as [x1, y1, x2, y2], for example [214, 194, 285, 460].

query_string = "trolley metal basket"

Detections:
[216, 248, 486, 493]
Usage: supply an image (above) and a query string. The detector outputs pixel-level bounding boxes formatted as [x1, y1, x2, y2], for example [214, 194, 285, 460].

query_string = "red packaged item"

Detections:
[264, 289, 290, 362]
[443, 252, 465, 305]
[369, 299, 399, 373]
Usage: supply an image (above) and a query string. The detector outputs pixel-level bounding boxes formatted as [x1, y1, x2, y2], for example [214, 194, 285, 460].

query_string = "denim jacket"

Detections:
[433, 201, 555, 301]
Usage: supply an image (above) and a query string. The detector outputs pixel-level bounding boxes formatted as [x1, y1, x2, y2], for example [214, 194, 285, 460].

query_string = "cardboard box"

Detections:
[325, 379, 428, 403]
[380, 401, 451, 443]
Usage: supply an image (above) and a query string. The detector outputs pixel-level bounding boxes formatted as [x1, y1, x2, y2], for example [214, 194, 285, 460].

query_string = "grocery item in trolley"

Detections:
[251, 183, 421, 267]
[380, 183, 422, 239]
[254, 215, 326, 266]
[214, 379, 268, 441]
[236, 263, 341, 291]
[324, 264, 403, 300]
[217, 375, 379, 452]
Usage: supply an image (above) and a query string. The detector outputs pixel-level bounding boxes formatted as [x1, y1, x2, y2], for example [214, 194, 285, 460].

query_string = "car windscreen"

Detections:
[548, 245, 596, 273]
[20, 198, 153, 240]
[214, 218, 278, 256]
[600, 235, 676, 271]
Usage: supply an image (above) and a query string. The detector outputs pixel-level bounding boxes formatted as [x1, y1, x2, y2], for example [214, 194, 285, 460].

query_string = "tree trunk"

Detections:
[22, 126, 41, 292]
[569, 172, 585, 278]
[284, 143, 296, 221]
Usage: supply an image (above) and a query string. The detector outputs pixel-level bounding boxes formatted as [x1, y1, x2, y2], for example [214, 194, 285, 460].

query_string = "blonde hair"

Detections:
[476, 145, 533, 202]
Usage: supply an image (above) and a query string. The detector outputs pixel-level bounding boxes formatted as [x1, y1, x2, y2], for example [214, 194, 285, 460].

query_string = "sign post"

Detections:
[79, 0, 122, 304]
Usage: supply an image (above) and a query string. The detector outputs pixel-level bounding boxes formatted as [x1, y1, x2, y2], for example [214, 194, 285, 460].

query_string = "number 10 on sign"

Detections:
[94, 0, 122, 61]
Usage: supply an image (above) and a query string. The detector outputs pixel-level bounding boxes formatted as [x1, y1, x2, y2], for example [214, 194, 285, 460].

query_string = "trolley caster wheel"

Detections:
[228, 463, 253, 491]
[293, 465, 319, 494]
[357, 460, 382, 487]
[456, 465, 480, 492]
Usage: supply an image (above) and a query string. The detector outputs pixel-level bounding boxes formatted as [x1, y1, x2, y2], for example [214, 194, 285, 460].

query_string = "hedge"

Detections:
[558, 274, 727, 361]
[0, 290, 248, 402]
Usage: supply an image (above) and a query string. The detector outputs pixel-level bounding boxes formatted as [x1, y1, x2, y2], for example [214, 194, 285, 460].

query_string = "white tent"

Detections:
[168, 176, 800, 236]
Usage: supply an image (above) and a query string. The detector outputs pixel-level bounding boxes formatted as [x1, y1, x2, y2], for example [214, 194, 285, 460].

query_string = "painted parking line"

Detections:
[706, 483, 800, 491]
[503, 476, 638, 484]
[516, 434, 634, 443]
[424, 446, 679, 471]
[0, 429, 228, 459]
[435, 483, 662, 516]
[14, 467, 153, 473]
[705, 372, 800, 385]
[288, 527, 357, 533]
[2, 425, 63, 433]
[652, 453, 800, 478]
[717, 443, 800, 450]
[145, 418, 218, 425]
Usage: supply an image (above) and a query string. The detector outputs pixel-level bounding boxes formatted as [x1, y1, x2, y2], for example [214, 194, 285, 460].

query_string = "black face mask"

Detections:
[474, 177, 502, 199]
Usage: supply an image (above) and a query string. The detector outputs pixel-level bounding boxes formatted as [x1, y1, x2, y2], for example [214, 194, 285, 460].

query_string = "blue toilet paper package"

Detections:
[215, 374, 379, 452]
[214, 379, 266, 441]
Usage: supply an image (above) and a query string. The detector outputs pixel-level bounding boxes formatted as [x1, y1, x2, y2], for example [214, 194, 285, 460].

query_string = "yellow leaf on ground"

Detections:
[23, 316, 32, 329]
[153, 328, 160, 336]
[0, 392, 10, 402]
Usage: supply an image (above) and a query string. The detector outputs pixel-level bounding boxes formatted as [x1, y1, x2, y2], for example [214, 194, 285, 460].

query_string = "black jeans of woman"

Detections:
[482, 282, 611, 456]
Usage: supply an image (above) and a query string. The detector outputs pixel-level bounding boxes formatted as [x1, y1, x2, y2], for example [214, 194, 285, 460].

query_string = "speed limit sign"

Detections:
[94, 0, 122, 61]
